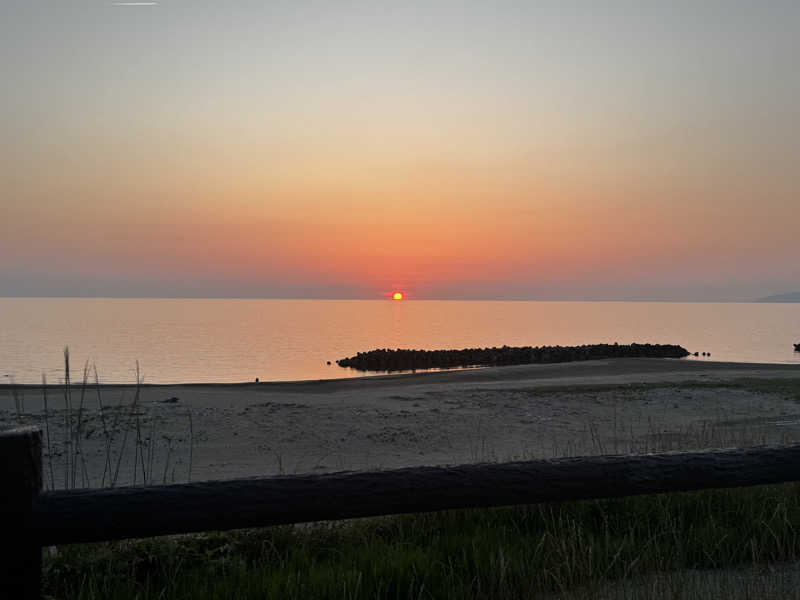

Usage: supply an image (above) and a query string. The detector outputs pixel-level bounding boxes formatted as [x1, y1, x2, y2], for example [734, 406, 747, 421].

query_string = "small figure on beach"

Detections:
[794, 343, 800, 352]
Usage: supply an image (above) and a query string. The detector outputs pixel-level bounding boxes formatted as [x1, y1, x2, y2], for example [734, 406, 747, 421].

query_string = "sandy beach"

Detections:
[4, 358, 800, 489]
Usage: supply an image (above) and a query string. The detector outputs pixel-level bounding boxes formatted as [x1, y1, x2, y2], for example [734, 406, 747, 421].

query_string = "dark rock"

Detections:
[336, 343, 691, 372]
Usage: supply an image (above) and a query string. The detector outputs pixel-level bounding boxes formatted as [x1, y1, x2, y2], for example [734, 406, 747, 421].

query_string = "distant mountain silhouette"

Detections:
[756, 292, 800, 302]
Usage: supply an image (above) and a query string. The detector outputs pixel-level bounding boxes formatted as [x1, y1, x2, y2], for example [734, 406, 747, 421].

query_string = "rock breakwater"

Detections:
[336, 343, 690, 372]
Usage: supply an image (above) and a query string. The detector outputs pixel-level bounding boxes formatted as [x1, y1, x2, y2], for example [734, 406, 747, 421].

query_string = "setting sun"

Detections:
[392, 292, 404, 300]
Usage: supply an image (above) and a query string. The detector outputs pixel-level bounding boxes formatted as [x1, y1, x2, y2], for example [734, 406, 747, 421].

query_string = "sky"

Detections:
[1, 1, 799, 300]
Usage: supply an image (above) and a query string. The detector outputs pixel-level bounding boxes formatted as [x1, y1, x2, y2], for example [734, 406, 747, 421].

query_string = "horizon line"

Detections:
[0, 295, 785, 303]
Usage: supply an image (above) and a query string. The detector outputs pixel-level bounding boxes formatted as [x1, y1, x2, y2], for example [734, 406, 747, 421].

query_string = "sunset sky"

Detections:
[2, 1, 799, 300]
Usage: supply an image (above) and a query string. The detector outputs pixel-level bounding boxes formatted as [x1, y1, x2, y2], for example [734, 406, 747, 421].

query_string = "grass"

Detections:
[3, 347, 195, 490]
[42, 483, 800, 599]
[6, 361, 800, 598]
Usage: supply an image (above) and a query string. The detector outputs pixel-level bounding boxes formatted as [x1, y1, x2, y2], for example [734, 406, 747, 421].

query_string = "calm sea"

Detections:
[1, 298, 799, 384]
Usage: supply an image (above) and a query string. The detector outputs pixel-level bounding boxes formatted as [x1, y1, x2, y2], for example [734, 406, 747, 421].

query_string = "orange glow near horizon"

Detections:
[393, 292, 404, 300]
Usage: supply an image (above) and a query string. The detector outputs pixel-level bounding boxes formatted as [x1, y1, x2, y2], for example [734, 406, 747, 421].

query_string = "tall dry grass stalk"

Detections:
[73, 360, 90, 488]
[114, 361, 141, 488]
[94, 365, 113, 488]
[63, 346, 71, 490]
[25, 348, 193, 491]
[42, 373, 55, 490]
[188, 407, 194, 483]
[10, 375, 24, 420]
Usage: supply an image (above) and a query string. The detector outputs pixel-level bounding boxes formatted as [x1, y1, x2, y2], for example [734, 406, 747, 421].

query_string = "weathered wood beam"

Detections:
[33, 444, 800, 546]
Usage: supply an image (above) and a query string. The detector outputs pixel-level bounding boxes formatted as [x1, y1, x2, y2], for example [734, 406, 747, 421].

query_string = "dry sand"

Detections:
[4, 358, 800, 488]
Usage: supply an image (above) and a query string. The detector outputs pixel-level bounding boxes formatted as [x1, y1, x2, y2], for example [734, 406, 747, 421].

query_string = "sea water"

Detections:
[1, 298, 799, 384]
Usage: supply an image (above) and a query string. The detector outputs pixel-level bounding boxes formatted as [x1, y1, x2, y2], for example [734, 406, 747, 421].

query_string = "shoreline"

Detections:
[3, 357, 800, 390]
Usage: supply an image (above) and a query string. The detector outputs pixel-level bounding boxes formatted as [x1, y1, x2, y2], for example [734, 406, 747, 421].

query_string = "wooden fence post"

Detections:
[1, 427, 42, 599]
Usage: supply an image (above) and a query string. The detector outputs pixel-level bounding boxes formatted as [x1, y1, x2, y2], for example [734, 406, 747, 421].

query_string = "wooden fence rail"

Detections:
[5, 426, 800, 598]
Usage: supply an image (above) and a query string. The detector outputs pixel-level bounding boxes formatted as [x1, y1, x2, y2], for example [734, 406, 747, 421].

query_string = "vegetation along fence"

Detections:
[5, 425, 800, 598]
